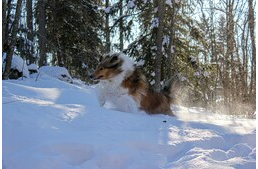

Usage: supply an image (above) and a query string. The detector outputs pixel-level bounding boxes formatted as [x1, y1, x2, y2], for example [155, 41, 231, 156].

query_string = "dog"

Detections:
[90, 52, 177, 116]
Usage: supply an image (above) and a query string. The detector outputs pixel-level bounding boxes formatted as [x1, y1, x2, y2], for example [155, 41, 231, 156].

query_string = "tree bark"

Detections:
[2, 0, 7, 50]
[248, 0, 256, 98]
[154, 0, 165, 91]
[26, 0, 35, 64]
[119, 0, 124, 51]
[224, 0, 235, 107]
[3, 0, 12, 52]
[3, 0, 23, 79]
[105, 0, 111, 53]
[38, 0, 47, 67]
[167, 0, 176, 79]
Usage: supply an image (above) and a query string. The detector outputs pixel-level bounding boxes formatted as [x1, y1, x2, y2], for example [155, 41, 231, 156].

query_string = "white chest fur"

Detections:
[95, 80, 138, 113]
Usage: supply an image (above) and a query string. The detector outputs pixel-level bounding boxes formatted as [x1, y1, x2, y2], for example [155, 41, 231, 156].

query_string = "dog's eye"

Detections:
[100, 67, 103, 70]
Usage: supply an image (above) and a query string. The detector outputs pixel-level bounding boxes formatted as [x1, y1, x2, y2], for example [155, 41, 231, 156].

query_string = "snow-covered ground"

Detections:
[2, 74, 256, 169]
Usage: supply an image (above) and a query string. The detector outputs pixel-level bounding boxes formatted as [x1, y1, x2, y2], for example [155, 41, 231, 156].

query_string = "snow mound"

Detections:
[2, 53, 30, 78]
[2, 77, 256, 169]
[39, 66, 73, 83]
[27, 63, 38, 71]
[27, 63, 38, 74]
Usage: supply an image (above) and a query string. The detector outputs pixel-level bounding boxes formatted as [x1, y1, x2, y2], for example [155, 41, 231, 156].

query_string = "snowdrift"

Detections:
[2, 75, 256, 169]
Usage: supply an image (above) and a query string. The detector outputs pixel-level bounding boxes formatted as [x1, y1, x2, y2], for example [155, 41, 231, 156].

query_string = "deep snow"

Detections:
[2, 74, 256, 169]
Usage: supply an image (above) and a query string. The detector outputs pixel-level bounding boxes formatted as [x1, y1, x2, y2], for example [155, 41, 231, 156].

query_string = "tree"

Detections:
[26, 0, 35, 64]
[37, 0, 47, 67]
[3, 0, 13, 52]
[119, 0, 124, 51]
[248, 0, 256, 101]
[105, 0, 111, 53]
[2, 0, 7, 50]
[3, 0, 23, 79]
[154, 0, 165, 91]
[37, 0, 102, 80]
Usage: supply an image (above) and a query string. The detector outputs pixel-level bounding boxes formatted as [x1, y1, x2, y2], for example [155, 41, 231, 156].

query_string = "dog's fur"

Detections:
[91, 52, 175, 116]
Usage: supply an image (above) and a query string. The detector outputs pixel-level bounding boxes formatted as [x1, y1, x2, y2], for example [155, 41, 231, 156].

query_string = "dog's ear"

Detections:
[100, 53, 111, 62]
[110, 54, 119, 63]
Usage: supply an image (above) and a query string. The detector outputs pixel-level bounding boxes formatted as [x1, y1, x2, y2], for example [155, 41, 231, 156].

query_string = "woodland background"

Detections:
[2, 0, 256, 117]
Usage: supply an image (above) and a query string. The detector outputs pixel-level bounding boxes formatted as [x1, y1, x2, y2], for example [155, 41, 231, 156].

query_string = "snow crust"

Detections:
[2, 74, 256, 169]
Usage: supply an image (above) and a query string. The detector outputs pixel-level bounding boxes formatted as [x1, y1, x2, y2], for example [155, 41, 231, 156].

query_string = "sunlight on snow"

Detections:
[59, 104, 85, 122]
[36, 88, 61, 102]
[174, 106, 256, 134]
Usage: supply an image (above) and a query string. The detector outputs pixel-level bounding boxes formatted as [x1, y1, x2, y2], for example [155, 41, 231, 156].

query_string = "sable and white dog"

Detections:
[90, 52, 177, 116]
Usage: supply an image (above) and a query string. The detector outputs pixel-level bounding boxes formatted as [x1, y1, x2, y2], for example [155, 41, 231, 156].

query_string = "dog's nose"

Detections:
[89, 75, 93, 79]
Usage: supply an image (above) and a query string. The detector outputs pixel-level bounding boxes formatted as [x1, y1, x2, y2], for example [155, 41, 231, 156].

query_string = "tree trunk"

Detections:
[154, 0, 165, 91]
[240, 18, 248, 99]
[26, 0, 35, 64]
[248, 0, 256, 99]
[167, 0, 176, 78]
[38, 0, 47, 67]
[3, 0, 12, 52]
[105, 0, 111, 53]
[3, 0, 23, 79]
[2, 0, 7, 50]
[224, 0, 235, 108]
[119, 0, 124, 51]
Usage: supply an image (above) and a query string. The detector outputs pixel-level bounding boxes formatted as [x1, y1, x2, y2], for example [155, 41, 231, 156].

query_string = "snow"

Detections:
[203, 71, 209, 77]
[175, 0, 180, 4]
[39, 66, 73, 83]
[151, 45, 157, 51]
[128, 0, 135, 9]
[171, 45, 175, 54]
[2, 75, 256, 169]
[194, 71, 200, 76]
[166, 0, 172, 6]
[151, 17, 159, 28]
[82, 63, 87, 69]
[2, 53, 30, 78]
[162, 35, 170, 46]
[136, 59, 145, 66]
[194, 70, 210, 77]
[105, 6, 111, 14]
[27, 63, 38, 71]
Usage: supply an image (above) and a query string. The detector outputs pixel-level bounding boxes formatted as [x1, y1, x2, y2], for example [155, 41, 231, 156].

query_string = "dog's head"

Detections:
[90, 53, 124, 81]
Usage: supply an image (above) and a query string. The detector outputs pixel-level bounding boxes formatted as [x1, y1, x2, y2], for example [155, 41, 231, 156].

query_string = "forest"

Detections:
[2, 0, 256, 117]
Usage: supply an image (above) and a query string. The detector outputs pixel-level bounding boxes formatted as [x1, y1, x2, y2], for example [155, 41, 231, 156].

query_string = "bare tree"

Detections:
[3, 0, 23, 79]
[248, 0, 256, 99]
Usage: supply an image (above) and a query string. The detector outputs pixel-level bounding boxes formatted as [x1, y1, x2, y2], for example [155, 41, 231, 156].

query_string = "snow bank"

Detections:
[2, 53, 30, 78]
[2, 76, 256, 169]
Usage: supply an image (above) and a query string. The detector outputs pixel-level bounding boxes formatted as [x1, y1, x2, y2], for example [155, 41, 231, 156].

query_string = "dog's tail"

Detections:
[161, 74, 185, 104]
